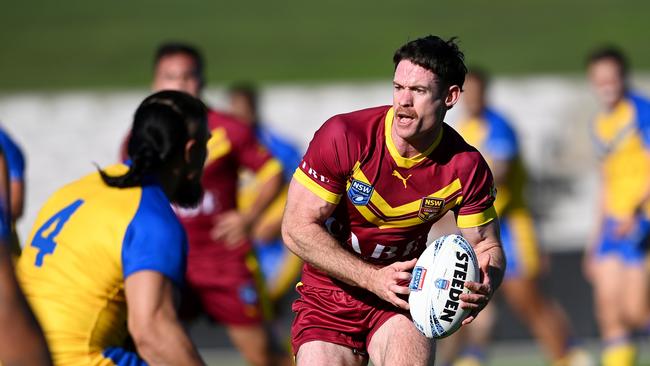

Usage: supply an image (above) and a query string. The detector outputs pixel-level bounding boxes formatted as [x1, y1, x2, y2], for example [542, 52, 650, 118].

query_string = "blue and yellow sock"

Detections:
[602, 337, 636, 366]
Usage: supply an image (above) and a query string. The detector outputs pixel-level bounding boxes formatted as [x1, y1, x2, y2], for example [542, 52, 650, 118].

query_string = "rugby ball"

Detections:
[408, 234, 480, 339]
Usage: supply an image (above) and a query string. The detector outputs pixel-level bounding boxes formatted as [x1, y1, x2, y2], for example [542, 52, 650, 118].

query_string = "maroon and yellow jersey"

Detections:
[294, 106, 497, 288]
[176, 109, 282, 255]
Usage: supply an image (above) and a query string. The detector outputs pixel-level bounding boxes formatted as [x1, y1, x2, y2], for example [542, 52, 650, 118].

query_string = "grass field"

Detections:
[1, 0, 650, 91]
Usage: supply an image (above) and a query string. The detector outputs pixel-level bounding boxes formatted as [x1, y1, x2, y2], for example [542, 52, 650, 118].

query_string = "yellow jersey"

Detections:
[17, 165, 187, 365]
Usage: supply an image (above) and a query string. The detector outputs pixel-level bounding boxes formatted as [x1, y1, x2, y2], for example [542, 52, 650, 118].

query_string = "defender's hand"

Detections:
[460, 254, 493, 325]
[211, 210, 251, 247]
[367, 258, 417, 310]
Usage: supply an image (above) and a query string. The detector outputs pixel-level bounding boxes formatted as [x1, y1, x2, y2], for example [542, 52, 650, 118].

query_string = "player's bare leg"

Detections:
[501, 277, 572, 361]
[368, 314, 433, 366]
[621, 264, 650, 329]
[296, 341, 368, 366]
[592, 256, 636, 366]
[227, 325, 275, 366]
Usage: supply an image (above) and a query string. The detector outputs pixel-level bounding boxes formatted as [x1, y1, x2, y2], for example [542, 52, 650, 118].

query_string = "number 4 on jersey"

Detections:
[31, 199, 84, 267]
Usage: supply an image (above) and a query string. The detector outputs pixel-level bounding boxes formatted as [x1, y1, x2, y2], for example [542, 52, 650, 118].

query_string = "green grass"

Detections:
[1, 0, 650, 91]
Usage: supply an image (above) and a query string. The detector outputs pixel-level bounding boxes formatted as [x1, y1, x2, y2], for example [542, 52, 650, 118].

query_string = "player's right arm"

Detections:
[282, 116, 415, 309]
[125, 271, 204, 365]
[282, 181, 416, 309]
[0, 148, 52, 366]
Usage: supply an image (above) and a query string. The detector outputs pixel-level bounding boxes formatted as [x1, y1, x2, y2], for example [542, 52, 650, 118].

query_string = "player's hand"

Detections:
[211, 210, 252, 247]
[460, 253, 493, 325]
[367, 258, 417, 310]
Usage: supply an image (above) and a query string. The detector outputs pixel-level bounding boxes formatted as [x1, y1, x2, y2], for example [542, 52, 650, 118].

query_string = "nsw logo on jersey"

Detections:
[418, 197, 445, 221]
[347, 179, 374, 206]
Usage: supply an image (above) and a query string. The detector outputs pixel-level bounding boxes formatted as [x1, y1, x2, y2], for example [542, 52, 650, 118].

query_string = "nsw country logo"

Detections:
[435, 278, 450, 290]
[418, 197, 445, 221]
[347, 179, 374, 206]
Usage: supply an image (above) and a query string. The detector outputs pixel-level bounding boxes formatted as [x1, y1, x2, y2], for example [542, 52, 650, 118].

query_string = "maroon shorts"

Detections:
[183, 248, 268, 326]
[291, 282, 407, 355]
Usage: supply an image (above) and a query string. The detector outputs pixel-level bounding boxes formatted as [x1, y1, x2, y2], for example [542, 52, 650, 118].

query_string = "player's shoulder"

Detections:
[131, 183, 183, 237]
[318, 105, 390, 140]
[439, 123, 486, 170]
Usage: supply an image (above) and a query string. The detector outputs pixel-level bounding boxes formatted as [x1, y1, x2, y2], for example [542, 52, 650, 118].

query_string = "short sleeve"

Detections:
[121, 185, 187, 286]
[630, 93, 650, 148]
[0, 129, 25, 181]
[484, 110, 518, 161]
[293, 117, 356, 205]
[456, 153, 497, 228]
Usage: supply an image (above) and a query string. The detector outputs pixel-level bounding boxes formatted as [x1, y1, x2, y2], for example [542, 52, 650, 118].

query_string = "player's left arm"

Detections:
[212, 126, 284, 245]
[458, 219, 505, 325]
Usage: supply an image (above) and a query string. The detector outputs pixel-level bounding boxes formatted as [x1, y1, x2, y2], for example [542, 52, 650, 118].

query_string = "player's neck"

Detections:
[391, 123, 443, 158]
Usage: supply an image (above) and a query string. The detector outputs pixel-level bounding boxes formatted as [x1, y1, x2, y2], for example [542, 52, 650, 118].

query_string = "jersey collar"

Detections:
[384, 107, 443, 169]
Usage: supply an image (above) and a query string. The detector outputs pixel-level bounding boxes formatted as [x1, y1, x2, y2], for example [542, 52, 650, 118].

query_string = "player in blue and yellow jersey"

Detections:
[0, 145, 52, 365]
[0, 124, 26, 255]
[585, 47, 650, 366]
[446, 69, 590, 366]
[17, 90, 209, 365]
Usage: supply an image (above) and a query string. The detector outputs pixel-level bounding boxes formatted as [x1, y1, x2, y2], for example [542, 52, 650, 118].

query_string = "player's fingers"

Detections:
[392, 271, 412, 281]
[389, 283, 410, 295]
[462, 315, 475, 326]
[387, 293, 410, 310]
[464, 281, 490, 295]
[393, 258, 417, 271]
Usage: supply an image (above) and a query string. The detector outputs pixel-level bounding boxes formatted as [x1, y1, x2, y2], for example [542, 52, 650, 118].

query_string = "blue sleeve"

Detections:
[0, 129, 25, 181]
[629, 92, 650, 148]
[257, 126, 302, 181]
[121, 185, 187, 286]
[483, 109, 518, 161]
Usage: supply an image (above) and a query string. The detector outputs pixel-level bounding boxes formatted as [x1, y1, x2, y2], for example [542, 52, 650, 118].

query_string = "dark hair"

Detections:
[228, 82, 258, 112]
[586, 46, 629, 77]
[100, 90, 207, 188]
[154, 42, 205, 85]
[393, 36, 467, 90]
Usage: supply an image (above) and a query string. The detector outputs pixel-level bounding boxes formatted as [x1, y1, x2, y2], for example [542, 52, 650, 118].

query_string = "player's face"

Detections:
[173, 123, 209, 208]
[153, 53, 202, 98]
[588, 59, 626, 110]
[463, 75, 485, 117]
[229, 93, 255, 125]
[392, 60, 459, 144]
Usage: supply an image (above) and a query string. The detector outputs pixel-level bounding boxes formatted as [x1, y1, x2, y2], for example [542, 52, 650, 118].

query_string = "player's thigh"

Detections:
[367, 314, 434, 366]
[621, 264, 650, 324]
[296, 341, 368, 366]
[592, 256, 626, 306]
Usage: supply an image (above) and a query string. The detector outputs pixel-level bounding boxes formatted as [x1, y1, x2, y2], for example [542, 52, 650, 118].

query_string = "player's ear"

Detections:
[444, 85, 462, 108]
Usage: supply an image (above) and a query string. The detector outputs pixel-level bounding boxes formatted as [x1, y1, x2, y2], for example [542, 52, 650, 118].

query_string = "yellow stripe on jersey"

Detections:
[347, 163, 463, 229]
[384, 107, 443, 169]
[255, 158, 283, 183]
[206, 127, 232, 164]
[457, 206, 497, 228]
[293, 168, 342, 205]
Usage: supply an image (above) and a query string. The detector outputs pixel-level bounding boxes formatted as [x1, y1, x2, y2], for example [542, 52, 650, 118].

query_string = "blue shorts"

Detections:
[102, 347, 147, 366]
[595, 216, 650, 265]
[500, 210, 540, 279]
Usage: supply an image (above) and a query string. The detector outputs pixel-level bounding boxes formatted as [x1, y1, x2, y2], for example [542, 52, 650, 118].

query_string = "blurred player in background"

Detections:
[585, 47, 650, 366]
[0, 125, 26, 255]
[443, 69, 590, 366]
[282, 35, 505, 366]
[228, 83, 302, 303]
[0, 145, 52, 365]
[17, 90, 208, 365]
[146, 43, 284, 366]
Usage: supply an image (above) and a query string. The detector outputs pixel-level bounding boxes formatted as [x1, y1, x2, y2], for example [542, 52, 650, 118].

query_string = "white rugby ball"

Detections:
[408, 234, 480, 339]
